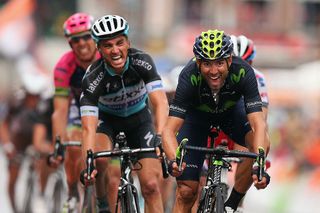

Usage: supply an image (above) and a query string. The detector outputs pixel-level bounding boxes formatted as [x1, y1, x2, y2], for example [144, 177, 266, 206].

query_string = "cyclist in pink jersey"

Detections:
[48, 13, 118, 212]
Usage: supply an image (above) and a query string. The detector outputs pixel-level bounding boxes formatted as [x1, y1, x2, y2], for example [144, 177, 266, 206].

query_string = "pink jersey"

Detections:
[53, 51, 100, 100]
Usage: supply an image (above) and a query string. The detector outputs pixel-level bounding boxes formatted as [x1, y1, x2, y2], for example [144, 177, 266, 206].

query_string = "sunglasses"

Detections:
[69, 34, 92, 43]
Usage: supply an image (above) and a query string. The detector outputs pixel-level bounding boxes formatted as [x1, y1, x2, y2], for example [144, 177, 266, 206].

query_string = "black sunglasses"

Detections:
[69, 34, 92, 43]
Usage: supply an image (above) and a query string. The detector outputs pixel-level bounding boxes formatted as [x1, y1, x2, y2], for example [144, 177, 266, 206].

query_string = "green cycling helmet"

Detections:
[193, 29, 233, 60]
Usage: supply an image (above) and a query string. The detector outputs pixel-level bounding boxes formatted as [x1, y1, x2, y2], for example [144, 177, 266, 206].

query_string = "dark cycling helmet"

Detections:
[193, 29, 233, 60]
[230, 35, 256, 62]
[91, 15, 129, 43]
[63, 13, 94, 37]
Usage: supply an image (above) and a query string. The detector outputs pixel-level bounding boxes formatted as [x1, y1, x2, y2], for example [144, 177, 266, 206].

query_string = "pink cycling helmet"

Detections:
[63, 12, 94, 37]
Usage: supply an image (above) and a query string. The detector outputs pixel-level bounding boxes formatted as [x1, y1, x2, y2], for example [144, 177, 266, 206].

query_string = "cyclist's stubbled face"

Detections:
[69, 32, 97, 63]
[198, 57, 231, 92]
[98, 35, 130, 74]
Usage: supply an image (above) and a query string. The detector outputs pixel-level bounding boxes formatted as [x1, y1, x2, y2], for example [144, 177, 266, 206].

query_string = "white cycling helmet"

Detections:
[91, 15, 129, 43]
[230, 35, 256, 62]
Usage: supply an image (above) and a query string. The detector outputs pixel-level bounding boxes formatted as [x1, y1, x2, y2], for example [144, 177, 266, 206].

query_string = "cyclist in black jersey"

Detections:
[162, 29, 270, 213]
[80, 15, 168, 213]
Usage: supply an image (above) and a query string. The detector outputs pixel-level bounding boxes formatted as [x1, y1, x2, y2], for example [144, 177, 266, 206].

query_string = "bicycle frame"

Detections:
[116, 152, 141, 213]
[198, 144, 229, 213]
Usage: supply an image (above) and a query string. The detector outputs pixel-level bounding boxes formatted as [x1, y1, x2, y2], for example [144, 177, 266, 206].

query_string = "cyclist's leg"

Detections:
[7, 157, 20, 212]
[105, 156, 120, 211]
[160, 175, 176, 211]
[64, 128, 82, 199]
[136, 157, 163, 212]
[127, 123, 163, 212]
[94, 132, 120, 212]
[173, 113, 209, 212]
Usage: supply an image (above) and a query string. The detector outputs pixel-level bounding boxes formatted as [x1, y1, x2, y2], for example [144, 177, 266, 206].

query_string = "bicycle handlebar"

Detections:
[178, 140, 266, 181]
[93, 147, 157, 159]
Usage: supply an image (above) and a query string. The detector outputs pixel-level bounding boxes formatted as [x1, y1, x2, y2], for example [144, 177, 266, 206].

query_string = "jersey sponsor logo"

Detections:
[186, 164, 198, 169]
[169, 105, 187, 114]
[190, 74, 202, 86]
[86, 72, 104, 93]
[102, 86, 146, 103]
[231, 68, 245, 84]
[132, 58, 152, 70]
[246, 101, 262, 109]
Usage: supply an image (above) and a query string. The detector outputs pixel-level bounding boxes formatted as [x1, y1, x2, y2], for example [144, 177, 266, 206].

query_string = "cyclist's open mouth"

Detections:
[210, 75, 221, 80]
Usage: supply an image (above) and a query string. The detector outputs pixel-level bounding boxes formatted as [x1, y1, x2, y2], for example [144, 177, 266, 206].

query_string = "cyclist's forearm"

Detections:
[149, 91, 169, 134]
[162, 131, 179, 160]
[81, 116, 98, 164]
[51, 109, 68, 144]
[154, 105, 169, 134]
[252, 122, 268, 154]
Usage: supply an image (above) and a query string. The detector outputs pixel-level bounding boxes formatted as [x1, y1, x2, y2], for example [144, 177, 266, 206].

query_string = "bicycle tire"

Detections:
[121, 185, 140, 213]
[52, 179, 65, 213]
[21, 176, 34, 213]
[214, 185, 224, 213]
[82, 185, 96, 213]
[197, 184, 215, 213]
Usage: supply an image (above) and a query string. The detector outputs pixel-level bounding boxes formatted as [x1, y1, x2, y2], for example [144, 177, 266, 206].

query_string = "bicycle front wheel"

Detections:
[121, 185, 140, 213]
[213, 184, 225, 213]
[197, 185, 215, 213]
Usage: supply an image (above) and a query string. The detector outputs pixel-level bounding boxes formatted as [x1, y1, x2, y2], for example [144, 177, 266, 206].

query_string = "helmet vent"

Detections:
[113, 17, 118, 29]
[210, 42, 214, 48]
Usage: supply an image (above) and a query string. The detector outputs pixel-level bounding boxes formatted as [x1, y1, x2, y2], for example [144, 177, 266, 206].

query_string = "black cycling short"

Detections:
[97, 106, 157, 159]
[176, 99, 251, 181]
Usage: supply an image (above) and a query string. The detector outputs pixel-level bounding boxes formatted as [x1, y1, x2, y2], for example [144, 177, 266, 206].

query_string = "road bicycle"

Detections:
[15, 146, 43, 213]
[177, 133, 266, 213]
[85, 132, 168, 213]
[44, 136, 82, 213]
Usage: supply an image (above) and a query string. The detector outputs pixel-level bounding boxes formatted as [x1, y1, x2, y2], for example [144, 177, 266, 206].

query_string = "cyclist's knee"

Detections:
[176, 183, 197, 203]
[140, 178, 161, 197]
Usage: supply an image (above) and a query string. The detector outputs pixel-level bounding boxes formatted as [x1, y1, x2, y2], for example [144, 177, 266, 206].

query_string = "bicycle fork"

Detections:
[198, 159, 229, 213]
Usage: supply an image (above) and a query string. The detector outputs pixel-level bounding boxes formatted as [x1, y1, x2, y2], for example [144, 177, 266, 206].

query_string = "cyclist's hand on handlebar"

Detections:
[252, 167, 270, 189]
[47, 154, 63, 168]
[168, 160, 186, 177]
[80, 169, 98, 186]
